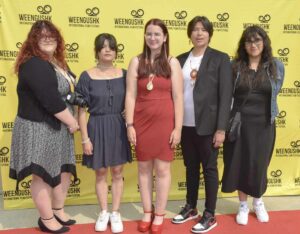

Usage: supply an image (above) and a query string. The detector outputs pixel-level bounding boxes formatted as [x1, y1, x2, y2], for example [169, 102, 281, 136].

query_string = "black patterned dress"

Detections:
[10, 69, 77, 188]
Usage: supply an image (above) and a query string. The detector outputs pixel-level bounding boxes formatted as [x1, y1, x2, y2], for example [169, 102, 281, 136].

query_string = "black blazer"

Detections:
[177, 47, 233, 135]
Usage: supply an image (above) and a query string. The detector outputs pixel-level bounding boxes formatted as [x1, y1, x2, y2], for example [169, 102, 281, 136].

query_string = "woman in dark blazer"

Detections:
[172, 16, 232, 233]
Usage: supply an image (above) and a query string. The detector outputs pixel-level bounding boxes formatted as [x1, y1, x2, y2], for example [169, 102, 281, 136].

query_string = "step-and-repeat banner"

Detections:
[0, 0, 300, 209]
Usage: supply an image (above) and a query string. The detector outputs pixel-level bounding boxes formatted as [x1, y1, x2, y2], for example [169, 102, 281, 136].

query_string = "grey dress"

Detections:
[76, 70, 132, 169]
[10, 69, 77, 189]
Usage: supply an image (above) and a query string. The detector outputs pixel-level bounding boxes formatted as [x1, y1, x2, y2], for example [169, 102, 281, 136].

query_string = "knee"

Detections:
[138, 165, 152, 176]
[155, 167, 170, 178]
[111, 168, 123, 181]
[96, 169, 108, 181]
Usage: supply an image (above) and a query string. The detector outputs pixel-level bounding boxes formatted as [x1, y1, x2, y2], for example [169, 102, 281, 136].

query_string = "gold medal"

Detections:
[146, 73, 155, 91]
[146, 81, 153, 91]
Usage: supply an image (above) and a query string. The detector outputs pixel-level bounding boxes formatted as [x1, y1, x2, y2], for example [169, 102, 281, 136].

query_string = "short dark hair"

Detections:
[94, 33, 117, 59]
[187, 16, 213, 39]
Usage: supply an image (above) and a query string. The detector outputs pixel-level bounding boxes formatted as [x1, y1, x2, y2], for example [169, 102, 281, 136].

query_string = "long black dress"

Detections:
[222, 69, 275, 197]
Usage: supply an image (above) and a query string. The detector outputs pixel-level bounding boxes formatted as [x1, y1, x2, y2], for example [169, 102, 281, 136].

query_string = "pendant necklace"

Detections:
[146, 73, 155, 91]
[190, 59, 199, 87]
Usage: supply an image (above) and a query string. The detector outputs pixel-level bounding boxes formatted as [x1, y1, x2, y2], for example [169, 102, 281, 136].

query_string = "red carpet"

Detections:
[0, 210, 299, 234]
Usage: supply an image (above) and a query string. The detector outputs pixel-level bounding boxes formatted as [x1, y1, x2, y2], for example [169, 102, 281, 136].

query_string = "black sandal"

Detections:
[38, 217, 70, 233]
[53, 208, 76, 226]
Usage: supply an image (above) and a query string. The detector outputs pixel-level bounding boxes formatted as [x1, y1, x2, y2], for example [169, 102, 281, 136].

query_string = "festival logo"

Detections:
[65, 42, 79, 63]
[243, 14, 271, 31]
[218, 146, 224, 158]
[115, 43, 125, 64]
[19, 4, 52, 25]
[1, 120, 14, 133]
[114, 9, 145, 29]
[212, 12, 230, 32]
[0, 146, 9, 167]
[68, 7, 100, 28]
[67, 178, 81, 198]
[198, 171, 205, 189]
[0, 75, 7, 96]
[161, 10, 187, 30]
[267, 169, 282, 187]
[174, 144, 183, 160]
[275, 140, 300, 157]
[276, 48, 289, 66]
[279, 80, 300, 97]
[130, 144, 136, 161]
[282, 17, 300, 34]
[294, 176, 300, 186]
[3, 179, 32, 201]
[75, 153, 82, 164]
[0, 42, 20, 61]
[276, 110, 287, 128]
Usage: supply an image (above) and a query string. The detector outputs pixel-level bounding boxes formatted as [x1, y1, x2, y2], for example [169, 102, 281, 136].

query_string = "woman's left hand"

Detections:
[169, 128, 181, 149]
[213, 130, 225, 148]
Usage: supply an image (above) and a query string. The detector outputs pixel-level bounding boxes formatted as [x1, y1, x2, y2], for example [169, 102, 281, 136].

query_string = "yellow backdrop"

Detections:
[1, 0, 300, 209]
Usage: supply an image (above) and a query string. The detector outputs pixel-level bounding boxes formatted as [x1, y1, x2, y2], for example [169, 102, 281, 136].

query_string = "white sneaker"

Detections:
[110, 211, 124, 233]
[253, 203, 269, 222]
[236, 205, 249, 225]
[95, 210, 110, 231]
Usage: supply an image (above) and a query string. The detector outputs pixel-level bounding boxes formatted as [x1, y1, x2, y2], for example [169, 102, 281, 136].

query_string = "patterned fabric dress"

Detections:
[9, 70, 77, 188]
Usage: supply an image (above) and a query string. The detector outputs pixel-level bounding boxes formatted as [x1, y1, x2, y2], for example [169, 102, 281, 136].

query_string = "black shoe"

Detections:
[38, 218, 70, 233]
[191, 211, 217, 233]
[54, 214, 76, 226]
[172, 204, 198, 224]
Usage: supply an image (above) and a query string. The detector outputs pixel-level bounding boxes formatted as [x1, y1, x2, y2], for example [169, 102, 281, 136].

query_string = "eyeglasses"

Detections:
[245, 38, 263, 46]
[40, 35, 56, 42]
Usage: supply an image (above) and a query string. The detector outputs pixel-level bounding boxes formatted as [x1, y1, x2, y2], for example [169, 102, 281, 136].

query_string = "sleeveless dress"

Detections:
[222, 69, 275, 197]
[10, 70, 77, 188]
[134, 76, 175, 161]
[76, 70, 132, 169]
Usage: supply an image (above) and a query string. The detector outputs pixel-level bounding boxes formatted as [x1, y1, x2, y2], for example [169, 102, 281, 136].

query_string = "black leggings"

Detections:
[181, 127, 219, 215]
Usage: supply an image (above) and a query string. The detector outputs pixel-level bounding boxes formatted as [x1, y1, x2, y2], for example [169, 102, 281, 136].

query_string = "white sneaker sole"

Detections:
[172, 214, 199, 224]
[191, 222, 217, 233]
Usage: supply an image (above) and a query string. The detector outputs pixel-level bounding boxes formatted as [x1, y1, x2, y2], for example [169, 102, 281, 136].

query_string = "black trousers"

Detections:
[181, 126, 219, 215]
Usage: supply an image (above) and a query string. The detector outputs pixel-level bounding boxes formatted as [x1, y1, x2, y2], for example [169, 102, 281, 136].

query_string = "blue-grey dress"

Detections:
[76, 70, 132, 169]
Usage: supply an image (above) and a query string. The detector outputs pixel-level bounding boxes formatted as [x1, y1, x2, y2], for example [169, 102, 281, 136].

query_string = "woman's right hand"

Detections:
[83, 140, 93, 155]
[67, 121, 79, 134]
[127, 126, 136, 146]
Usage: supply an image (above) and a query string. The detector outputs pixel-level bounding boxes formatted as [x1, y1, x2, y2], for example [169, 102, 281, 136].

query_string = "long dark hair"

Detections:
[233, 25, 276, 83]
[15, 20, 67, 73]
[137, 18, 171, 79]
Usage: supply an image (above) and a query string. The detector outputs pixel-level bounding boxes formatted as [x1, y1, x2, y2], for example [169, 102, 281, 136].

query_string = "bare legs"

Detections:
[31, 172, 72, 230]
[138, 159, 171, 225]
[238, 190, 247, 202]
[95, 165, 124, 212]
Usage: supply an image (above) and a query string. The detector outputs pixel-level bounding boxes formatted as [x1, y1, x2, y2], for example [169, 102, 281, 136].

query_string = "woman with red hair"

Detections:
[10, 20, 78, 233]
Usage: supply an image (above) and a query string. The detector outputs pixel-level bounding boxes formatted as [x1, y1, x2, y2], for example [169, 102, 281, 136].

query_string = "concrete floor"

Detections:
[0, 194, 300, 230]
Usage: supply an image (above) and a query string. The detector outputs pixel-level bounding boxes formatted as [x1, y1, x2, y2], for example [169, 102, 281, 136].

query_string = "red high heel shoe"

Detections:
[151, 213, 165, 234]
[138, 205, 155, 232]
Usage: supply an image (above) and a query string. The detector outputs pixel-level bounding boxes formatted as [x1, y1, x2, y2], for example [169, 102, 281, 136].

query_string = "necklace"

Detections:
[189, 58, 201, 86]
[96, 64, 114, 69]
[146, 73, 155, 91]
